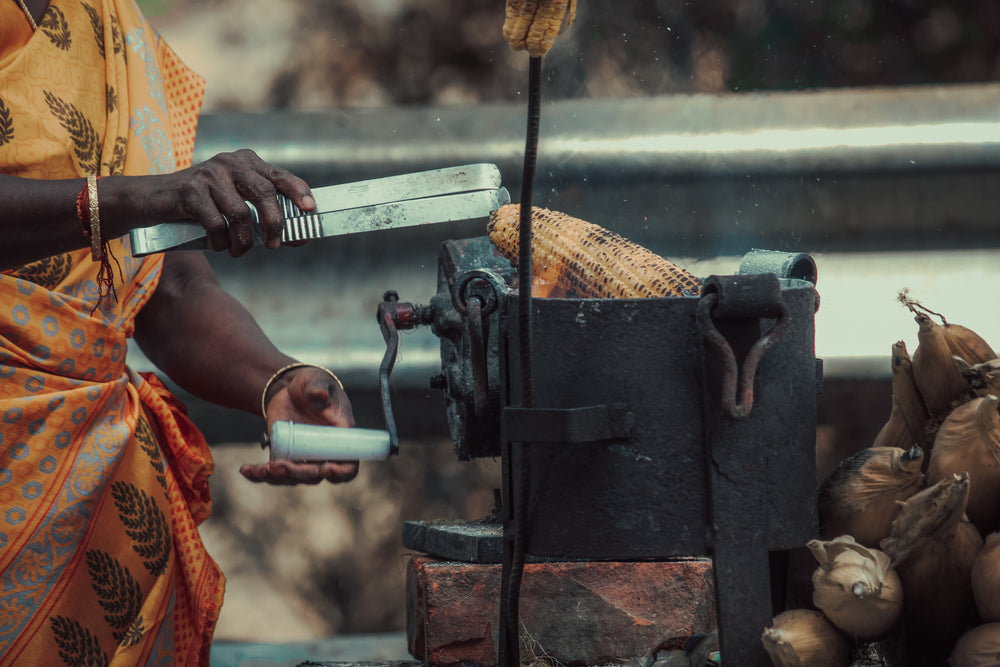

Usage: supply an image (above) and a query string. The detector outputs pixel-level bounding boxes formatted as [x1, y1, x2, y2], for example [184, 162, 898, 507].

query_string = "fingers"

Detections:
[176, 177, 232, 252]
[239, 459, 360, 485]
[178, 149, 313, 256]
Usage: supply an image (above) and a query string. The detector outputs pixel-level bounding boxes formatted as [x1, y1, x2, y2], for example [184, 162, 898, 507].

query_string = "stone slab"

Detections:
[406, 556, 716, 667]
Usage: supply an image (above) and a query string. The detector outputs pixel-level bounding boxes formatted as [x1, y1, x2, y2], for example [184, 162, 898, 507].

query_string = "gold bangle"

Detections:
[261, 363, 344, 421]
[87, 174, 102, 261]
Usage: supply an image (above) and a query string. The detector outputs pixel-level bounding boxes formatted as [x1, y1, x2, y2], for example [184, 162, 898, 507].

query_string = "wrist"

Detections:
[261, 363, 344, 421]
[261, 365, 301, 417]
[92, 174, 135, 239]
[97, 174, 179, 238]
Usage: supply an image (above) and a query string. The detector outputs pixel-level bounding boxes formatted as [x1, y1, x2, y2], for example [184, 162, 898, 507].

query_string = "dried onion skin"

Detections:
[927, 394, 1000, 535]
[818, 446, 924, 548]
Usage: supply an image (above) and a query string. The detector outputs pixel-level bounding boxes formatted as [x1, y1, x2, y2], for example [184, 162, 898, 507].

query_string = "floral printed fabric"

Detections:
[0, 1, 223, 665]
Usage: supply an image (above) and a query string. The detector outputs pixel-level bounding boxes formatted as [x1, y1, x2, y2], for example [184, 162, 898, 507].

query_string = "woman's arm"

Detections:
[0, 149, 315, 271]
[133, 250, 358, 484]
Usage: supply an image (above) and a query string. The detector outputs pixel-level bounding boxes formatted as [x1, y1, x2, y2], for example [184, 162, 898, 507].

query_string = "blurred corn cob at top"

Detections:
[488, 204, 702, 298]
[503, 0, 577, 57]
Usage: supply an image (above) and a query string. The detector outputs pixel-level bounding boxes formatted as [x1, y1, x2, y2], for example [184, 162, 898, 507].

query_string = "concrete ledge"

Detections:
[209, 633, 412, 667]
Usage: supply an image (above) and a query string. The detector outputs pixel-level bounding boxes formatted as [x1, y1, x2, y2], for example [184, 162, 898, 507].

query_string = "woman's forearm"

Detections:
[0, 175, 97, 270]
[2, 150, 317, 271]
[132, 251, 294, 415]
[0, 173, 177, 271]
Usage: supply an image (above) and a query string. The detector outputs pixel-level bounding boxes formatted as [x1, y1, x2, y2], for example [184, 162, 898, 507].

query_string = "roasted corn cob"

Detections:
[503, 0, 577, 57]
[487, 204, 701, 298]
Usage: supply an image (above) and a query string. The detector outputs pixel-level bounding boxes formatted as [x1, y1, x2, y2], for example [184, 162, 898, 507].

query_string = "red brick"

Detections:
[406, 556, 716, 666]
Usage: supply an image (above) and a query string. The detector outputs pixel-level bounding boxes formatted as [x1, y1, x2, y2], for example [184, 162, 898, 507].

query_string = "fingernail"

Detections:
[302, 194, 316, 210]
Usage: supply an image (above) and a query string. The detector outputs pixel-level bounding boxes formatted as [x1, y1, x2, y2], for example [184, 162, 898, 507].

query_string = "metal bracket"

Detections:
[697, 273, 806, 666]
[502, 404, 633, 444]
[697, 274, 791, 420]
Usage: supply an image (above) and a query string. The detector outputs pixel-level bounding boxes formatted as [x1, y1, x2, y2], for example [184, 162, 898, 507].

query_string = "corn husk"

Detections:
[911, 312, 972, 417]
[942, 323, 999, 367]
[972, 532, 1000, 622]
[808, 536, 902, 639]
[950, 622, 1000, 667]
[927, 394, 1000, 535]
[879, 473, 984, 661]
[760, 609, 851, 667]
[898, 291, 992, 418]
[873, 341, 930, 451]
[817, 446, 924, 548]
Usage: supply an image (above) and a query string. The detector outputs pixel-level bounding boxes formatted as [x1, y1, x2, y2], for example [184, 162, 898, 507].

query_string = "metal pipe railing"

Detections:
[147, 84, 1000, 441]
[196, 83, 1000, 178]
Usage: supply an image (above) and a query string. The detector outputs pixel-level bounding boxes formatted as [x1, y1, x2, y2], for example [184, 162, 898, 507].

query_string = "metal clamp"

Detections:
[697, 275, 791, 420]
[502, 404, 633, 444]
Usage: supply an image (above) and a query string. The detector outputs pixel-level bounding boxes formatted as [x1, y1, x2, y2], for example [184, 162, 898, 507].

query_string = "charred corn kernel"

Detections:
[487, 204, 701, 298]
[503, 0, 577, 57]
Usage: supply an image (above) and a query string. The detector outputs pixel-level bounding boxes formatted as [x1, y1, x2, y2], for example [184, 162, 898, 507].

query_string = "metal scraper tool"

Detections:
[129, 163, 510, 256]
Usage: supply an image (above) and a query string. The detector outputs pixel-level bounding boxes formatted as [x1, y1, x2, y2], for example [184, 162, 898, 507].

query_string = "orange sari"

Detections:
[0, 1, 224, 664]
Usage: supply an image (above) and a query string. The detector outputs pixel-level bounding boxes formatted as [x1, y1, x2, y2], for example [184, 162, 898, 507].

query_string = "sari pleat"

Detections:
[1, 1, 222, 664]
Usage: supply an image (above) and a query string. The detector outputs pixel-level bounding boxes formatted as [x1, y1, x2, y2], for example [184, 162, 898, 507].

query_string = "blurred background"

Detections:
[135, 0, 1000, 647]
[146, 0, 1000, 111]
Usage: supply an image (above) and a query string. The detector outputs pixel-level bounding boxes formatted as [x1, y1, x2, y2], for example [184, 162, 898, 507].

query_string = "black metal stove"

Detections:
[377, 237, 821, 666]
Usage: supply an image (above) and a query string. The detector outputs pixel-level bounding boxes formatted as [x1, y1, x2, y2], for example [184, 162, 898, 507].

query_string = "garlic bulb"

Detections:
[817, 446, 924, 547]
[760, 609, 851, 667]
[927, 394, 1000, 535]
[972, 531, 1000, 622]
[879, 473, 984, 662]
[808, 536, 902, 639]
[950, 623, 1000, 667]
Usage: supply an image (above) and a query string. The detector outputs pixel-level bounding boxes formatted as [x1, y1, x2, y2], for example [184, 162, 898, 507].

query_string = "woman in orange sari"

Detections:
[1, 1, 359, 664]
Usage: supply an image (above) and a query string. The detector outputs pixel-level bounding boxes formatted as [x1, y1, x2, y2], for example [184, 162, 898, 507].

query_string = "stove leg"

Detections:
[712, 539, 775, 666]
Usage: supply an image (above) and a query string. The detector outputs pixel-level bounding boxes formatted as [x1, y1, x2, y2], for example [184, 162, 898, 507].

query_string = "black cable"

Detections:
[499, 54, 542, 667]
[517, 57, 541, 409]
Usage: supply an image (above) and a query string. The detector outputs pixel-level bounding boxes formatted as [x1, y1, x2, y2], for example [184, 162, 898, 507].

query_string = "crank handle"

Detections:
[261, 422, 394, 461]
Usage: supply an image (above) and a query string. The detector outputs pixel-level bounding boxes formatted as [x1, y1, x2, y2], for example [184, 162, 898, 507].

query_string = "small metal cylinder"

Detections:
[267, 422, 392, 461]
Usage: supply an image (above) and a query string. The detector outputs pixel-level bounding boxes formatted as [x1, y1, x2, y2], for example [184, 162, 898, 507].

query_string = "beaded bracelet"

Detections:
[261, 363, 344, 421]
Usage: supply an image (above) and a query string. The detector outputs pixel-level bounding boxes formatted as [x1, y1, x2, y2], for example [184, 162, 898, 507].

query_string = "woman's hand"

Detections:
[240, 366, 361, 485]
[133, 149, 315, 257]
[1, 150, 313, 270]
